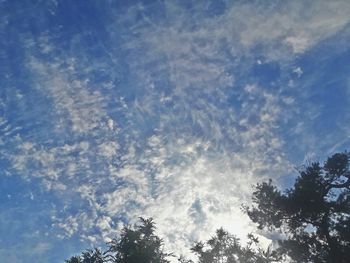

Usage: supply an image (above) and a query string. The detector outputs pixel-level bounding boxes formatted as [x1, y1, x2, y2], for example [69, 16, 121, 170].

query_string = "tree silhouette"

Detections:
[244, 152, 350, 263]
[65, 248, 106, 263]
[191, 228, 281, 263]
[107, 217, 172, 263]
[65, 217, 172, 263]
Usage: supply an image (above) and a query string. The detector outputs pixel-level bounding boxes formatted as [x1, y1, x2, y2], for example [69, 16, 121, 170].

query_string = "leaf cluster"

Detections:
[66, 218, 172, 263]
[245, 152, 350, 262]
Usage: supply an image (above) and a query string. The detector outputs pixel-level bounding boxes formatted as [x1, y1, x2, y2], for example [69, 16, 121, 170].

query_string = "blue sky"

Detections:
[1, 0, 350, 262]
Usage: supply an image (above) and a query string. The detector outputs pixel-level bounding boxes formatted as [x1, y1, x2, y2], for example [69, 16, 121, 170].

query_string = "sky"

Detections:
[0, 0, 350, 262]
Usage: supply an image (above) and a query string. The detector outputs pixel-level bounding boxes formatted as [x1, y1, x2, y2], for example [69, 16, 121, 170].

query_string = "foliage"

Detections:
[245, 152, 350, 263]
[65, 218, 172, 263]
[65, 248, 106, 263]
[191, 228, 281, 263]
[107, 217, 172, 263]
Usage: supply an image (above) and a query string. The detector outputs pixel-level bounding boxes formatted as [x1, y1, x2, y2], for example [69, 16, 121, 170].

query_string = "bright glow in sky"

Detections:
[1, 0, 350, 262]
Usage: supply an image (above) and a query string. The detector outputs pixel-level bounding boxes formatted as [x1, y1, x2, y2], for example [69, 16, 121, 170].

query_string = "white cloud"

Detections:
[232, 0, 350, 54]
[32, 242, 52, 255]
[98, 141, 119, 159]
[56, 216, 79, 237]
[6, 0, 350, 260]
[285, 36, 310, 54]
[293, 67, 303, 78]
[118, 0, 350, 78]
[28, 57, 111, 134]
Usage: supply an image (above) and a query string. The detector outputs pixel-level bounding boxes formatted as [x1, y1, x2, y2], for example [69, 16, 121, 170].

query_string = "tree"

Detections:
[107, 217, 172, 263]
[191, 228, 281, 263]
[66, 256, 82, 263]
[65, 248, 106, 263]
[244, 152, 350, 263]
[65, 217, 172, 263]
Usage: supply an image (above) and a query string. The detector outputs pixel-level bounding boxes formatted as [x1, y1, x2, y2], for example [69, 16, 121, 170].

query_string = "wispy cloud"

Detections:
[2, 0, 350, 261]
